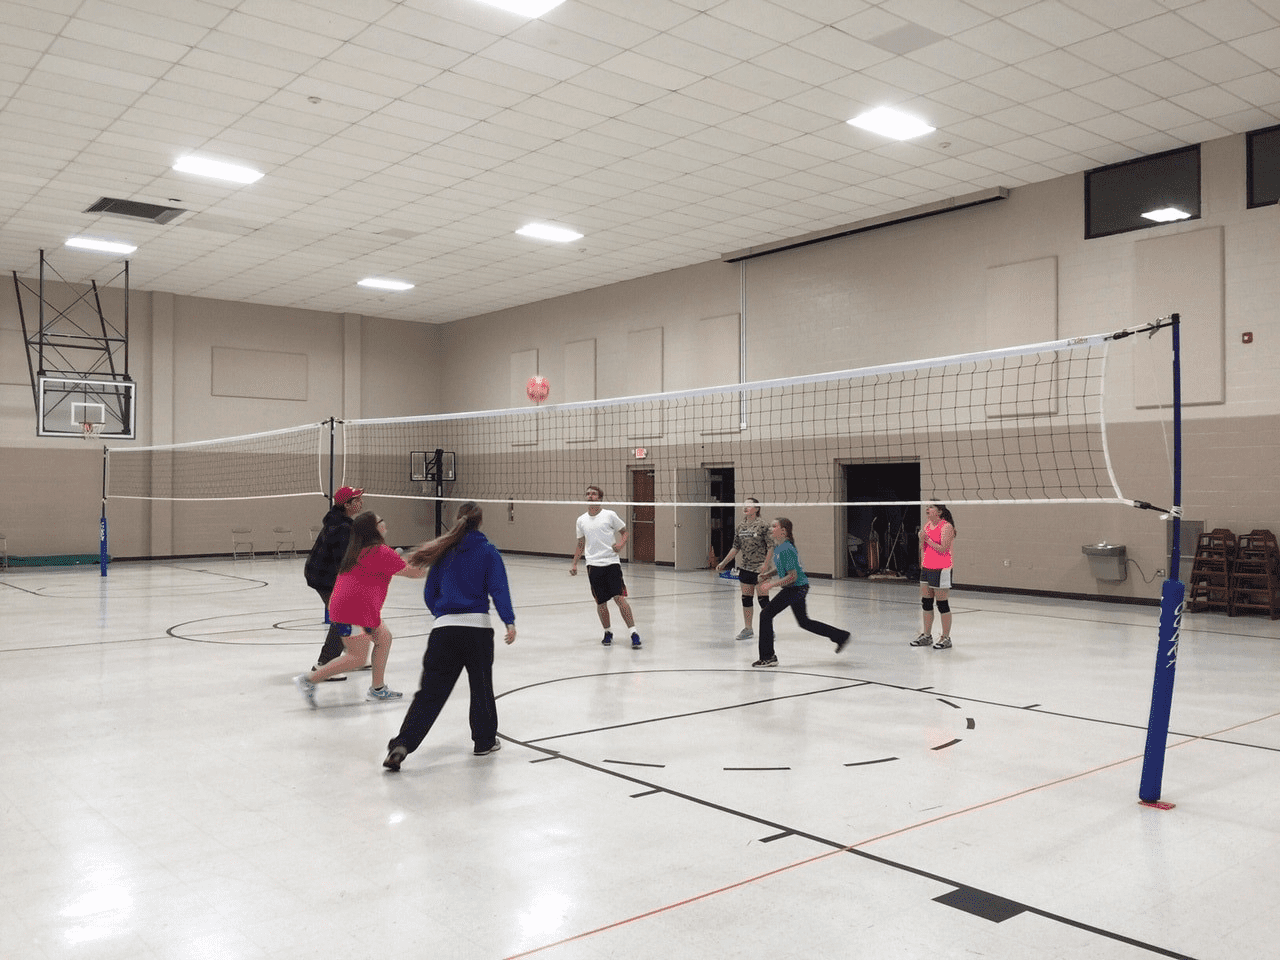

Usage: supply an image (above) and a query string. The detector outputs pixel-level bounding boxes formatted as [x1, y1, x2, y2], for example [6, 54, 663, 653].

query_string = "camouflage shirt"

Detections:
[732, 517, 772, 572]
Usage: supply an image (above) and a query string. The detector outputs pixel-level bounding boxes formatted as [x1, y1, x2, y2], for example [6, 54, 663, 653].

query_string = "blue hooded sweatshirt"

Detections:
[423, 529, 515, 625]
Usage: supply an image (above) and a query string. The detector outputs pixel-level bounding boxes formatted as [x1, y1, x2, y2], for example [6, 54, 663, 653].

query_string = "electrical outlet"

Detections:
[1156, 568, 1166, 578]
[1003, 559, 1011, 567]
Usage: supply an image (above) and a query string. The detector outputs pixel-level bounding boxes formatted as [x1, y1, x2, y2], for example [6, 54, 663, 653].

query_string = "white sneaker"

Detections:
[736, 627, 754, 640]
[365, 685, 403, 702]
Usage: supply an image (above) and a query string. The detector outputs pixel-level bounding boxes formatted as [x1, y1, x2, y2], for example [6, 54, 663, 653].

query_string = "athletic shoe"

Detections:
[736, 627, 754, 640]
[474, 741, 502, 756]
[933, 636, 952, 650]
[293, 673, 317, 708]
[601, 631, 613, 646]
[383, 745, 407, 772]
[752, 656, 778, 668]
[910, 633, 933, 647]
[835, 630, 851, 653]
[631, 632, 642, 649]
[312, 664, 347, 682]
[365, 685, 403, 701]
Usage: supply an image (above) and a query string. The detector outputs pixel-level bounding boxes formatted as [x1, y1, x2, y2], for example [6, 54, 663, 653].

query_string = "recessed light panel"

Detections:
[847, 107, 935, 141]
[474, 0, 565, 16]
[66, 237, 137, 254]
[517, 223, 583, 243]
[358, 278, 414, 291]
[1141, 207, 1192, 223]
[173, 156, 264, 184]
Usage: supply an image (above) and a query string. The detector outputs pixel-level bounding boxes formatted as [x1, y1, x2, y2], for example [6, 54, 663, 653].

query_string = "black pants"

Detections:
[757, 585, 844, 659]
[389, 625, 497, 754]
[312, 586, 347, 665]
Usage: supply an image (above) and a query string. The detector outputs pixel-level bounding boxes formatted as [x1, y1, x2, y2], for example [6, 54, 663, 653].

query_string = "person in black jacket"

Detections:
[303, 486, 364, 675]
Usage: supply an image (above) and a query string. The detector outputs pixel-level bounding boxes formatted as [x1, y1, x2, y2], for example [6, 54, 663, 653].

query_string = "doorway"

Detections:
[844, 462, 921, 579]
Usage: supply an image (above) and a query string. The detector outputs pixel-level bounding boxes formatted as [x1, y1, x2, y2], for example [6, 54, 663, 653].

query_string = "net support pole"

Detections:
[1139, 314, 1183, 806]
[100, 445, 109, 577]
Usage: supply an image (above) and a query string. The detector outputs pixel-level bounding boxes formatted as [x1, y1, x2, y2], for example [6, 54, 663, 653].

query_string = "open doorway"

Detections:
[844, 462, 921, 580]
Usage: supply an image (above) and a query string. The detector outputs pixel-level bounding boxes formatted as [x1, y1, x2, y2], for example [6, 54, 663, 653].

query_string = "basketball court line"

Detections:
[496, 678, 1280, 959]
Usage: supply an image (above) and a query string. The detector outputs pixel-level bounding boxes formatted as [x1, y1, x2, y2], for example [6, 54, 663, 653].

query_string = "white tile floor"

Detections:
[3, 555, 1278, 960]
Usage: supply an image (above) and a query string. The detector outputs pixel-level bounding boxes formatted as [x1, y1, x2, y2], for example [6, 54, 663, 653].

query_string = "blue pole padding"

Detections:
[1139, 577, 1185, 802]
[99, 515, 108, 577]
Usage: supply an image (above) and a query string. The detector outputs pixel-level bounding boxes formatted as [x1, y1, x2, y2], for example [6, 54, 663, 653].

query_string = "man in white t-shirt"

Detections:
[569, 484, 641, 648]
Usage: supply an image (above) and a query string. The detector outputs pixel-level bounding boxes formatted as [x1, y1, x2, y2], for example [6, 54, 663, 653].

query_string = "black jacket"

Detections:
[304, 506, 353, 590]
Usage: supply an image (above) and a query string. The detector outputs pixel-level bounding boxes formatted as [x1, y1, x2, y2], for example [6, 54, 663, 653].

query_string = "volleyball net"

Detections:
[105, 331, 1131, 508]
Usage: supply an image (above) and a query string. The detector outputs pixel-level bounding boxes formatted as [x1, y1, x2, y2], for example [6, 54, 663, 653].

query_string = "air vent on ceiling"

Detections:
[84, 196, 187, 225]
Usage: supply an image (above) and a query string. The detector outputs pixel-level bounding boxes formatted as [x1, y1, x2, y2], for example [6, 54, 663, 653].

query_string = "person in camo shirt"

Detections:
[714, 498, 773, 641]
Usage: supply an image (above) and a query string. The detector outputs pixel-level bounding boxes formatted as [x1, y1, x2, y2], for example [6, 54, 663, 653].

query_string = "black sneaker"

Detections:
[474, 741, 502, 756]
[383, 745, 407, 772]
[631, 632, 642, 649]
[835, 631, 851, 653]
[601, 631, 613, 646]
[752, 656, 778, 668]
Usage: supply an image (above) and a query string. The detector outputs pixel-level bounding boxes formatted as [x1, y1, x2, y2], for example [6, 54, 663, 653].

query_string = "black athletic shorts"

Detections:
[737, 569, 760, 586]
[587, 563, 626, 605]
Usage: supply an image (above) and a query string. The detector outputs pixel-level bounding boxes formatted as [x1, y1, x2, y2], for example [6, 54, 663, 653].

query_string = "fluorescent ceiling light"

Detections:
[65, 237, 136, 255]
[517, 223, 583, 243]
[172, 155, 264, 184]
[847, 106, 935, 141]
[1141, 207, 1192, 223]
[358, 278, 414, 291]
[473, 0, 566, 16]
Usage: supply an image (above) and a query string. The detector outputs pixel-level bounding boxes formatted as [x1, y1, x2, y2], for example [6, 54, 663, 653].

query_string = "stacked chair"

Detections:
[1187, 529, 1235, 614]
[1228, 530, 1280, 620]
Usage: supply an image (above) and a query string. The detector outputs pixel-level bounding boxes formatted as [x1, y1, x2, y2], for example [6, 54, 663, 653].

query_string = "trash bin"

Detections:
[1082, 543, 1127, 581]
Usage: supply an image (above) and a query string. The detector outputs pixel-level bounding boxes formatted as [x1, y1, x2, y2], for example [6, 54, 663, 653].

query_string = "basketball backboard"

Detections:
[38, 376, 136, 439]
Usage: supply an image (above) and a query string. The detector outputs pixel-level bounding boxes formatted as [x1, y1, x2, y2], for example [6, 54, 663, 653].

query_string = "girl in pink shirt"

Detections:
[295, 511, 425, 705]
[912, 504, 956, 650]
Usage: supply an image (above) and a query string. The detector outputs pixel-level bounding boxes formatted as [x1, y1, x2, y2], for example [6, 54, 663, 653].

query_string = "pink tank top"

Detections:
[921, 521, 952, 570]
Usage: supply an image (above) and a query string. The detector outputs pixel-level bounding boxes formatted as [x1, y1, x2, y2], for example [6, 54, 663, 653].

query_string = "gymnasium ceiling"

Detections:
[2, 0, 1278, 324]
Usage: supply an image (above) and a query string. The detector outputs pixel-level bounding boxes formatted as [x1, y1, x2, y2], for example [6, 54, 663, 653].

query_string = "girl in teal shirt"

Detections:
[754, 517, 851, 667]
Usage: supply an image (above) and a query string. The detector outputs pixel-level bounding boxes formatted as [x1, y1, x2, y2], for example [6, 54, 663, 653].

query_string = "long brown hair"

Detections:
[774, 516, 795, 546]
[409, 502, 483, 568]
[338, 511, 386, 573]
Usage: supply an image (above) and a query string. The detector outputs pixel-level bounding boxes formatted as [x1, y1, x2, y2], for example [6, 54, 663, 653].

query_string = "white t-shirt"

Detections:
[576, 509, 626, 566]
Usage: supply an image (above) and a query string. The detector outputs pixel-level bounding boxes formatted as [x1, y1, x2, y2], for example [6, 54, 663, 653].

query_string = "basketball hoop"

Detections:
[81, 421, 105, 441]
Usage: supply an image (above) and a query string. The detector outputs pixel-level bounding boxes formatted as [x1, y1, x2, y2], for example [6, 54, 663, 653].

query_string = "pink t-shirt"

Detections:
[328, 544, 406, 629]
[921, 521, 953, 571]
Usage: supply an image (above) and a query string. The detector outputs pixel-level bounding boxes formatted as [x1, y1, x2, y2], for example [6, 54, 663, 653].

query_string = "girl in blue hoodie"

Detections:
[383, 502, 517, 771]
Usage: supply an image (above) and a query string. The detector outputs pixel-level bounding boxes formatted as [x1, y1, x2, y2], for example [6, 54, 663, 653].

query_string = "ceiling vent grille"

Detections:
[84, 197, 187, 225]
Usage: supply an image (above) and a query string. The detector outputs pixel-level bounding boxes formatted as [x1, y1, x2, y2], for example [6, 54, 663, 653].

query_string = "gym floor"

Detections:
[3, 554, 1277, 959]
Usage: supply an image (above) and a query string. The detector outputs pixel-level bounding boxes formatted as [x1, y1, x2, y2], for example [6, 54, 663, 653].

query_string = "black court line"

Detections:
[631, 788, 662, 798]
[844, 756, 898, 767]
[724, 766, 791, 771]
[501, 737, 1200, 960]
[519, 674, 870, 745]
[603, 759, 665, 768]
[931, 739, 962, 751]
[936, 698, 960, 708]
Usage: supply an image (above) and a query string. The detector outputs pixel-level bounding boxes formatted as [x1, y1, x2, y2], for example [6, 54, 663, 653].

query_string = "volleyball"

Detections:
[527, 375, 550, 403]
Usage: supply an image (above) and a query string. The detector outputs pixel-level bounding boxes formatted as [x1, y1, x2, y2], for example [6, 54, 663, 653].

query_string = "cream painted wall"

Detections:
[3, 131, 1278, 603]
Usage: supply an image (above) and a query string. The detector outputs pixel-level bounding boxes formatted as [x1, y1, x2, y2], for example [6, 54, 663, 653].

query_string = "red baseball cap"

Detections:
[334, 486, 364, 505]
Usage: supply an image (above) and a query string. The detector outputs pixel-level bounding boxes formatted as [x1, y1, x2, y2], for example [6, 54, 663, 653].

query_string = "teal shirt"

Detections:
[772, 540, 808, 587]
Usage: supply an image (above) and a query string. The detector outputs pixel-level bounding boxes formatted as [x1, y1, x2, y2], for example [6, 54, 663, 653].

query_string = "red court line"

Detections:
[504, 708, 1280, 958]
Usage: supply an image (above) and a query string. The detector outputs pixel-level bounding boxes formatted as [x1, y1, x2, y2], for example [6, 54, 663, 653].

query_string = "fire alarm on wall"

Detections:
[1242, 332, 1253, 344]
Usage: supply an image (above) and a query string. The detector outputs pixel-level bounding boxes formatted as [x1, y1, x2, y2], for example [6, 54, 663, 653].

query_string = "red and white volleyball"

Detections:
[527, 375, 550, 403]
